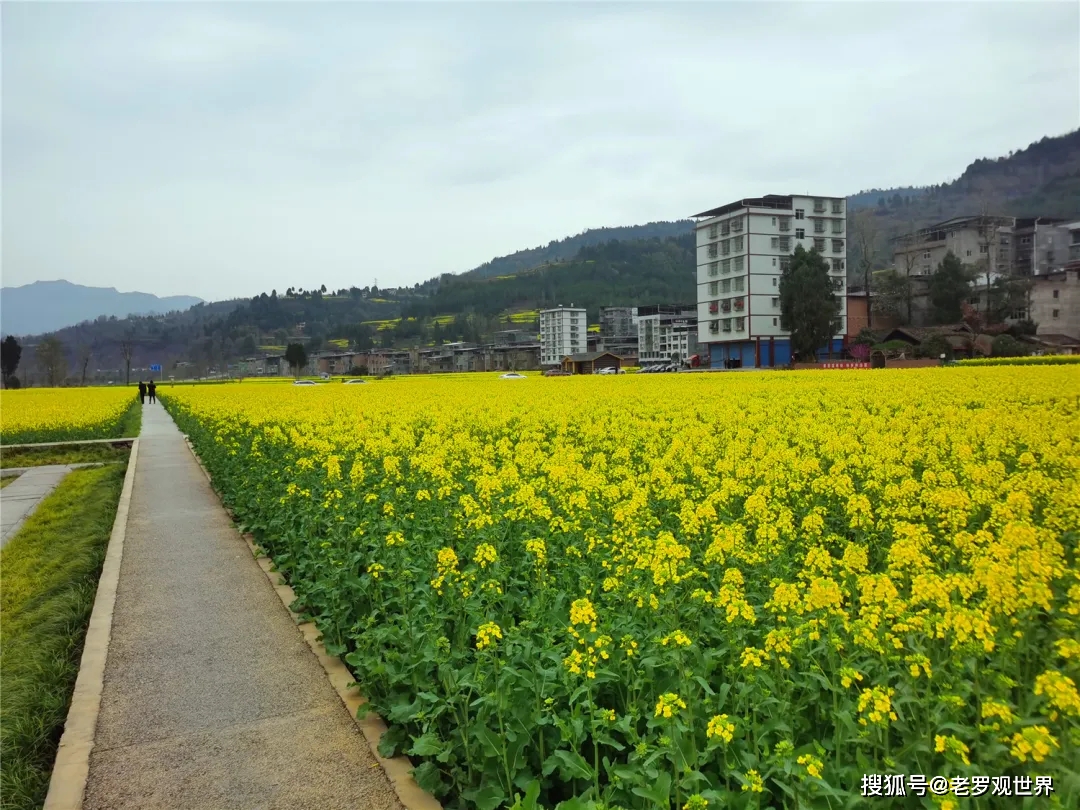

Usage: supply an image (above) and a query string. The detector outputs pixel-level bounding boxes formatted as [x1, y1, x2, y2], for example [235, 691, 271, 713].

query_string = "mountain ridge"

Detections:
[1, 280, 204, 338]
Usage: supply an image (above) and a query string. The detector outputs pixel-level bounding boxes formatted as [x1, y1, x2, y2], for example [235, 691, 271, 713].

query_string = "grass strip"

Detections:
[0, 444, 129, 470]
[0, 476, 16, 489]
[117, 400, 142, 439]
[0, 464, 126, 810]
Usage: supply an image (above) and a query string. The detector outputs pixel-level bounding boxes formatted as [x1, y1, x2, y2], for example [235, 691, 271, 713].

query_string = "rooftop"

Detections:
[692, 195, 793, 219]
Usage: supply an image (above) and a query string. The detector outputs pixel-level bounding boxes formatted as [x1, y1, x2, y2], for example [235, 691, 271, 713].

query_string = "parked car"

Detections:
[543, 369, 571, 377]
[292, 380, 316, 386]
[499, 373, 526, 379]
[344, 379, 367, 384]
[596, 367, 619, 375]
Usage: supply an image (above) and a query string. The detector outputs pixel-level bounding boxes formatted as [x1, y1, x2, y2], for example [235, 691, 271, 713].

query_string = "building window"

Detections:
[709, 320, 719, 334]
[708, 281, 718, 295]
[733, 236, 744, 251]
[966, 250, 972, 257]
[795, 209, 805, 220]
[709, 261, 719, 276]
[734, 256, 745, 272]
[773, 317, 778, 326]
[980, 245, 988, 254]
[721, 258, 731, 274]
[832, 220, 843, 234]
[772, 258, 777, 266]
[721, 279, 731, 293]
[832, 259, 845, 272]
[709, 300, 719, 314]
[771, 237, 779, 249]
[721, 239, 730, 255]
[722, 318, 732, 333]
[814, 220, 826, 234]
[708, 244, 718, 258]
[1053, 289, 1060, 298]
[735, 317, 746, 331]
[779, 237, 791, 251]
[831, 200, 842, 214]
[772, 297, 779, 307]
[1047, 251, 1055, 262]
[814, 238, 826, 251]
[1053, 309, 1060, 318]
[923, 251, 931, 259]
[731, 217, 744, 233]
[1020, 236, 1032, 245]
[813, 199, 825, 213]
[779, 217, 791, 232]
[734, 276, 745, 291]
[833, 239, 844, 253]
[708, 224, 718, 238]
[771, 217, 777, 225]
[721, 221, 730, 236]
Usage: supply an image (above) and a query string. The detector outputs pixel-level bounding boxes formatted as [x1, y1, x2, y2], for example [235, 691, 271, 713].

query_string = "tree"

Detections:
[78, 342, 95, 386]
[120, 329, 135, 386]
[284, 342, 307, 377]
[928, 251, 973, 324]
[1, 335, 22, 387]
[36, 336, 68, 387]
[850, 210, 882, 328]
[779, 246, 842, 362]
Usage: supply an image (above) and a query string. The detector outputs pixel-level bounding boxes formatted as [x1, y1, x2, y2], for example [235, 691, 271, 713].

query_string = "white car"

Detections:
[344, 379, 367, 384]
[292, 379, 316, 386]
[596, 367, 619, 375]
[499, 372, 526, 379]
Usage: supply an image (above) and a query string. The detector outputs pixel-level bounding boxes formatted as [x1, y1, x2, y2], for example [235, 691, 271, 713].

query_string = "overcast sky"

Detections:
[3, 2, 1078, 302]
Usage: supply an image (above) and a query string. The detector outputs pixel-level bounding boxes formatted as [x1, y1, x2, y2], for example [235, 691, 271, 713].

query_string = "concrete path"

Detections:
[84, 403, 401, 810]
[1, 465, 78, 548]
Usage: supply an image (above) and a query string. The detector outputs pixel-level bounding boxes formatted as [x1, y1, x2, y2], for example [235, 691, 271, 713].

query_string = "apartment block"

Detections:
[539, 306, 586, 366]
[1029, 267, 1080, 339]
[892, 216, 1014, 281]
[692, 194, 847, 368]
[599, 306, 638, 338]
[636, 304, 698, 365]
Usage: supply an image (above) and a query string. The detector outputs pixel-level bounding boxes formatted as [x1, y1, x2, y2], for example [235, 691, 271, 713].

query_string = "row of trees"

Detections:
[0, 335, 102, 388]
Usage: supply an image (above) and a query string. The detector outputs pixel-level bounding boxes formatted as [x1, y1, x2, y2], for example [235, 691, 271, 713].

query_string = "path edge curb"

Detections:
[182, 436, 442, 810]
[42, 438, 140, 810]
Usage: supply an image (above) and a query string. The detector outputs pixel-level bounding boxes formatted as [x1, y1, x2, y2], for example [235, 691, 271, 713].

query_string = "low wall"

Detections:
[791, 359, 940, 370]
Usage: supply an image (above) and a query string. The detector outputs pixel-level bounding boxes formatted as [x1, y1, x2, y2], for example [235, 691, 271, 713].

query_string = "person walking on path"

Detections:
[148, 380, 157, 404]
[137, 381, 146, 405]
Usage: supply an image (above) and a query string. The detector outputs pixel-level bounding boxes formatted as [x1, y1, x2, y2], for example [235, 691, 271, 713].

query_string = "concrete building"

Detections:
[892, 216, 1014, 281]
[692, 194, 847, 368]
[540, 306, 586, 366]
[599, 307, 638, 338]
[637, 305, 698, 366]
[1012, 217, 1070, 277]
[1029, 268, 1080, 339]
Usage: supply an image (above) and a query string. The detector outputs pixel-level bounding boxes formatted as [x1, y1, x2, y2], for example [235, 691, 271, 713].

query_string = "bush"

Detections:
[956, 355, 1080, 366]
[917, 334, 954, 361]
[990, 334, 1029, 358]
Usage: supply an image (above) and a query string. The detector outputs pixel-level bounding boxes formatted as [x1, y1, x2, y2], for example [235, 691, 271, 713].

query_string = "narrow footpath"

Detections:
[84, 403, 401, 810]
[1, 465, 77, 547]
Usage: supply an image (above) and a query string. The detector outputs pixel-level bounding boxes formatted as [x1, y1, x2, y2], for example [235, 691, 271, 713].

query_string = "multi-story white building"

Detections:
[636, 305, 698, 365]
[692, 194, 848, 368]
[539, 306, 587, 366]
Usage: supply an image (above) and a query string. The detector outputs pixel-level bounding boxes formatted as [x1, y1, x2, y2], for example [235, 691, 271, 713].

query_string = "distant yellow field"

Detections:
[0, 388, 138, 444]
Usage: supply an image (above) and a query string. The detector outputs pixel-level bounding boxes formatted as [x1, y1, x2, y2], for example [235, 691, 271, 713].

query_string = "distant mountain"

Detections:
[1, 280, 203, 337]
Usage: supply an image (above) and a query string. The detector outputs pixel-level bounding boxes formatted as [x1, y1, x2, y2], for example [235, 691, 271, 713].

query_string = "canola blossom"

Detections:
[161, 368, 1080, 809]
[0, 387, 138, 444]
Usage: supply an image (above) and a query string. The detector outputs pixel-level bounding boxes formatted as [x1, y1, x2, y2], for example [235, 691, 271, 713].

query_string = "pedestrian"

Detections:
[148, 379, 157, 404]
[138, 380, 146, 404]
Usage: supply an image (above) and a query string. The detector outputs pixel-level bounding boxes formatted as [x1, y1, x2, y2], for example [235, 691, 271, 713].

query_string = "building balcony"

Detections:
[733, 299, 745, 311]
[720, 302, 732, 313]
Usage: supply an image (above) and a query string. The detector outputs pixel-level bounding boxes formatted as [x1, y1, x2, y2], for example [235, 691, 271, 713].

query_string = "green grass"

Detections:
[118, 400, 142, 438]
[0, 464, 126, 810]
[1, 444, 130, 470]
[0, 476, 16, 489]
